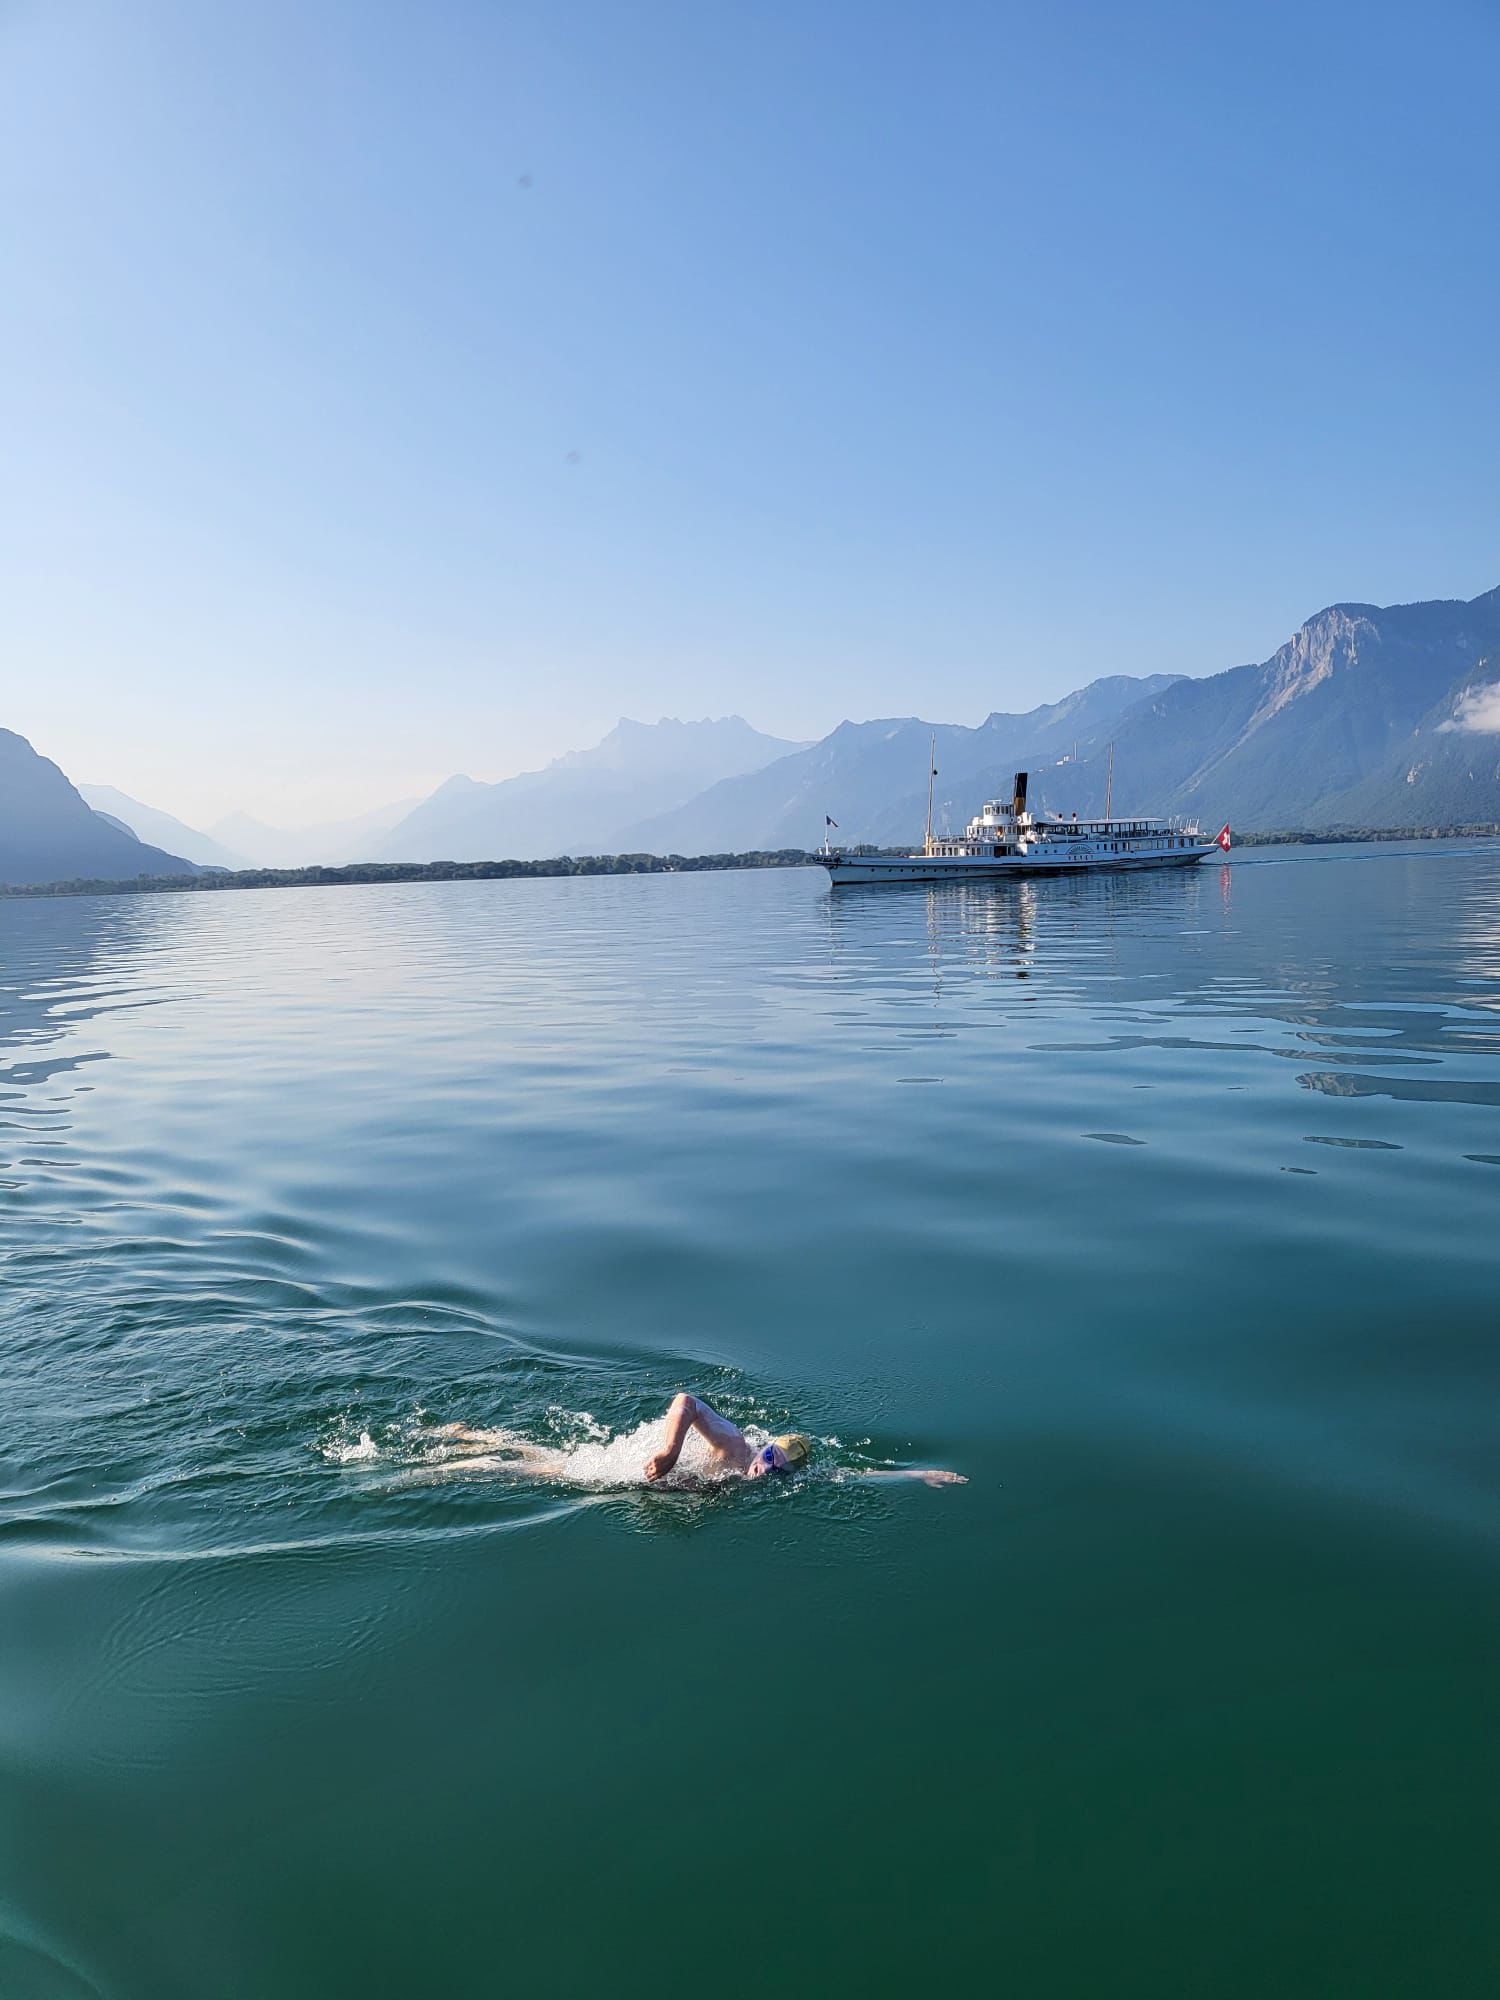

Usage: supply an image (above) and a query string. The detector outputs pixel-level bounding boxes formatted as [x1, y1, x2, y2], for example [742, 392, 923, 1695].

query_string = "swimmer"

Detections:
[643, 1392, 965, 1486]
[432, 1393, 966, 1487]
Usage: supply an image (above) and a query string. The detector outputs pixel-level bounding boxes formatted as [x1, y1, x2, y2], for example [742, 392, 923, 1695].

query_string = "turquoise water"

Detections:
[1, 847, 1496, 1998]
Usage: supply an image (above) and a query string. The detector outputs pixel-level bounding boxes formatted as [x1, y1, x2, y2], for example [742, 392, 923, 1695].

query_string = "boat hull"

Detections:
[822, 845, 1219, 886]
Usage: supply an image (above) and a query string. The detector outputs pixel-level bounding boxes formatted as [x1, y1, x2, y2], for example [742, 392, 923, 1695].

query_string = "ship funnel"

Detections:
[1012, 771, 1028, 818]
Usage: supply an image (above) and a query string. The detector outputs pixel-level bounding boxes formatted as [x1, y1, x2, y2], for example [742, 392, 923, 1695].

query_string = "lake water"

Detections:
[1, 846, 1496, 1999]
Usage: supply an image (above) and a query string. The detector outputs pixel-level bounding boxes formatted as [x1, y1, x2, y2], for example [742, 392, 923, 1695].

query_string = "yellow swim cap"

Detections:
[772, 1433, 812, 1469]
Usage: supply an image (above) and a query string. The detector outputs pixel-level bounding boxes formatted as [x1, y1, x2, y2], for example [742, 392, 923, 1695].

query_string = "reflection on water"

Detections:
[2, 843, 1498, 1999]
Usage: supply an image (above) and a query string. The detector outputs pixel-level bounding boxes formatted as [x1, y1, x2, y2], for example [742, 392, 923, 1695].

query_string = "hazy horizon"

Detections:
[83, 712, 802, 835]
[4, 0, 1497, 827]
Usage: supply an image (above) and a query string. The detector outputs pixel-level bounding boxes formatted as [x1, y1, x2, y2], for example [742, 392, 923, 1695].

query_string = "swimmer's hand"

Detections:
[862, 1467, 968, 1486]
[644, 1450, 676, 1482]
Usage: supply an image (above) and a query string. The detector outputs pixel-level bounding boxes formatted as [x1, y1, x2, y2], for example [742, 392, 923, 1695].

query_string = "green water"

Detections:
[1, 849, 1496, 1997]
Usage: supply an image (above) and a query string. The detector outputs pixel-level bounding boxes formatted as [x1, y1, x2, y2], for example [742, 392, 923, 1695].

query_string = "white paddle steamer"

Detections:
[821, 764, 1229, 887]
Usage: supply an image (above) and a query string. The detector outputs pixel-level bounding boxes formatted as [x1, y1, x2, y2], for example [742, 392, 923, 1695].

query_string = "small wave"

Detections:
[0, 1928, 107, 2000]
[546, 1406, 608, 1442]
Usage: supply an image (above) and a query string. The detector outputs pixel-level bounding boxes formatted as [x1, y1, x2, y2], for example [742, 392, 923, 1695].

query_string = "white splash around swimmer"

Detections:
[318, 1410, 795, 1488]
[429, 1415, 768, 1488]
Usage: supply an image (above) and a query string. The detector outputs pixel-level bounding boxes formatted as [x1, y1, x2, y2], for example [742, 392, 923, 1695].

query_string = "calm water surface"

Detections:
[1, 847, 1496, 1997]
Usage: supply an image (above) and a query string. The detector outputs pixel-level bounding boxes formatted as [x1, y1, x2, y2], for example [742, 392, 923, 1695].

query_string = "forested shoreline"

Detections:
[2, 826, 1496, 901]
[0, 850, 818, 899]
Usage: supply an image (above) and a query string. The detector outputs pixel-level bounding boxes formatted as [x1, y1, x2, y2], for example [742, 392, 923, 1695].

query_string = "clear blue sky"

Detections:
[2, 0, 1496, 826]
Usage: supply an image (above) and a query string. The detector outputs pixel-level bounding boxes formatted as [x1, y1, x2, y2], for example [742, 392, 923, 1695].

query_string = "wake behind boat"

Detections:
[821, 765, 1229, 887]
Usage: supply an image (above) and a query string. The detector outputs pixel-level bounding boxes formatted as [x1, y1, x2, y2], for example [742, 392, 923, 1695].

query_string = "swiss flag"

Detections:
[1215, 824, 1232, 851]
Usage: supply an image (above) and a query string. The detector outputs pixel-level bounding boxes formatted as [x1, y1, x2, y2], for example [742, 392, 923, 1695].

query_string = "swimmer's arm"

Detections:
[645, 1392, 709, 1481]
[645, 1392, 754, 1480]
[431, 1423, 506, 1452]
[859, 1468, 968, 1487]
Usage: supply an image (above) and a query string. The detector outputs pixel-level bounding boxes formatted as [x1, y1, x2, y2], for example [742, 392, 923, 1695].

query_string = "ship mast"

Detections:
[1104, 740, 1114, 821]
[923, 734, 937, 857]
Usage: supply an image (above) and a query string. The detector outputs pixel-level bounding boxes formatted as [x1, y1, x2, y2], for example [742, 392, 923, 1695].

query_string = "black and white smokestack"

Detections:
[1012, 771, 1028, 818]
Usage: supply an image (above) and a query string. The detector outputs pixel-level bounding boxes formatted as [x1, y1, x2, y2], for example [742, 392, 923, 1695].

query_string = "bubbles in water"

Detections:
[320, 1430, 379, 1464]
[539, 1417, 727, 1488]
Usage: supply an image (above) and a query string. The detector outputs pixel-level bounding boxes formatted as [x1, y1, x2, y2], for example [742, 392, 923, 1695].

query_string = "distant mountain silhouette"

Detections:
[620, 676, 1184, 853]
[80, 786, 252, 871]
[1, 732, 197, 886]
[376, 716, 804, 862]
[207, 797, 422, 868]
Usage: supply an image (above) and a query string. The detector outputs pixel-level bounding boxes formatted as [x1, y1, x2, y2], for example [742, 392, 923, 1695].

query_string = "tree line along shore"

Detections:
[1, 826, 1497, 901]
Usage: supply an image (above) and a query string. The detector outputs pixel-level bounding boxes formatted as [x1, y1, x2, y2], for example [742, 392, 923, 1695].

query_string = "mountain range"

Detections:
[370, 716, 804, 863]
[7, 584, 1500, 889]
[80, 718, 804, 870]
[618, 675, 1185, 854]
[1, 733, 197, 886]
[80, 786, 253, 872]
[206, 798, 422, 870]
[630, 590, 1500, 851]
[1043, 586, 1500, 835]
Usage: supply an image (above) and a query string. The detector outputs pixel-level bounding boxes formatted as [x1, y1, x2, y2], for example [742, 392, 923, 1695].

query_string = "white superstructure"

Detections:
[821, 769, 1229, 886]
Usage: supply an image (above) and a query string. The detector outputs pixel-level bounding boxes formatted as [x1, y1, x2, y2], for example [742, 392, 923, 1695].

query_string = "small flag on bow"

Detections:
[1216, 824, 1232, 851]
